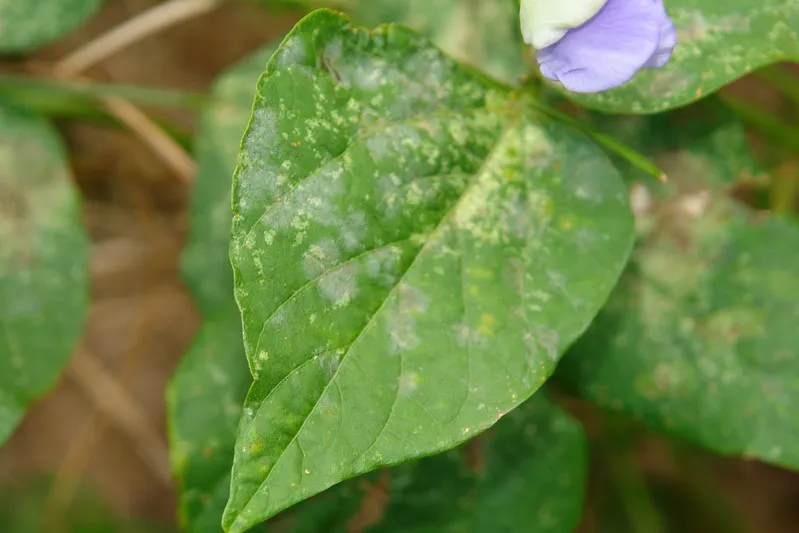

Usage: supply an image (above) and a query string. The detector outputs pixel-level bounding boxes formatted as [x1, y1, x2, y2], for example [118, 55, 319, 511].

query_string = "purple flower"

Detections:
[523, 0, 677, 93]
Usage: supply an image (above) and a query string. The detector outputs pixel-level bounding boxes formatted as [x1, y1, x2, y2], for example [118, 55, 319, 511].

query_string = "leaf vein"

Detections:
[234, 124, 516, 523]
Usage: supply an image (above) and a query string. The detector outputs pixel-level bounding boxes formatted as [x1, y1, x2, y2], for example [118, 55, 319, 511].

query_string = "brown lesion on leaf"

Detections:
[347, 469, 391, 533]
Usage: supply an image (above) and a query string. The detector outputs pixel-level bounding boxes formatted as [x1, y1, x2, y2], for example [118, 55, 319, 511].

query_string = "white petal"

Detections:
[520, 0, 608, 49]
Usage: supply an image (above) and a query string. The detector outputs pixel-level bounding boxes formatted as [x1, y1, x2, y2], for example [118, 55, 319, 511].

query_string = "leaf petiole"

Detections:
[529, 99, 667, 183]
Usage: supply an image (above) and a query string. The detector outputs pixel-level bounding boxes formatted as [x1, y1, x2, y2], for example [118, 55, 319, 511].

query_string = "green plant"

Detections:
[2, 1, 798, 532]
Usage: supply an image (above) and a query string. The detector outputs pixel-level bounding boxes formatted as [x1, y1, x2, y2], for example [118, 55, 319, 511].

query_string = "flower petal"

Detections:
[535, 0, 672, 93]
[642, 2, 677, 69]
[520, 0, 608, 49]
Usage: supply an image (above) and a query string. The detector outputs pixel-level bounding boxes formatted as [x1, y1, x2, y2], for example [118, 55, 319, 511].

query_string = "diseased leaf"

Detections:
[281, 0, 799, 113]
[243, 0, 349, 7]
[565, 0, 799, 113]
[352, 0, 526, 83]
[280, 393, 586, 533]
[182, 46, 276, 315]
[257, 0, 526, 83]
[225, 10, 633, 531]
[0, 0, 102, 52]
[558, 105, 799, 469]
[0, 105, 89, 444]
[576, 97, 765, 185]
[169, 44, 277, 532]
[168, 309, 263, 533]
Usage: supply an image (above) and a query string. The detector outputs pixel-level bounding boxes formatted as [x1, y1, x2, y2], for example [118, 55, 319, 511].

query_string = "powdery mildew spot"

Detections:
[317, 262, 358, 309]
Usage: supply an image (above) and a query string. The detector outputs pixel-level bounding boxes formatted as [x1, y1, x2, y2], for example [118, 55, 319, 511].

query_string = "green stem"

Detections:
[530, 100, 666, 183]
[0, 74, 197, 149]
[3, 95, 194, 151]
[0, 73, 206, 111]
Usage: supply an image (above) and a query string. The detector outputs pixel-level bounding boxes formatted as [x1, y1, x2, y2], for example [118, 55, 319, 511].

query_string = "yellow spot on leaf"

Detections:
[477, 313, 496, 336]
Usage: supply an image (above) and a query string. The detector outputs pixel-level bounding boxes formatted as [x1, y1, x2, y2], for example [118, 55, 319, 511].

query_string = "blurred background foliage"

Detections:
[0, 0, 798, 532]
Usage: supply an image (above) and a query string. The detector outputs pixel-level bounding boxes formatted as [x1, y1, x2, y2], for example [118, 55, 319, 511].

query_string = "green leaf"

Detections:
[577, 98, 765, 185]
[249, 0, 528, 83]
[242, 0, 349, 7]
[225, 10, 633, 531]
[281, 393, 586, 533]
[0, 0, 102, 53]
[558, 105, 799, 469]
[351, 0, 526, 83]
[168, 309, 261, 533]
[564, 0, 799, 113]
[182, 46, 276, 315]
[371, 393, 587, 533]
[0, 105, 89, 445]
[170, 44, 277, 532]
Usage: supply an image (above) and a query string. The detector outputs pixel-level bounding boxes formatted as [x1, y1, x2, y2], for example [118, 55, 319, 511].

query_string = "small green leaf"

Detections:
[558, 106, 799, 469]
[282, 393, 586, 533]
[565, 0, 799, 113]
[0, 105, 89, 444]
[0, 0, 102, 53]
[170, 44, 277, 532]
[225, 10, 633, 531]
